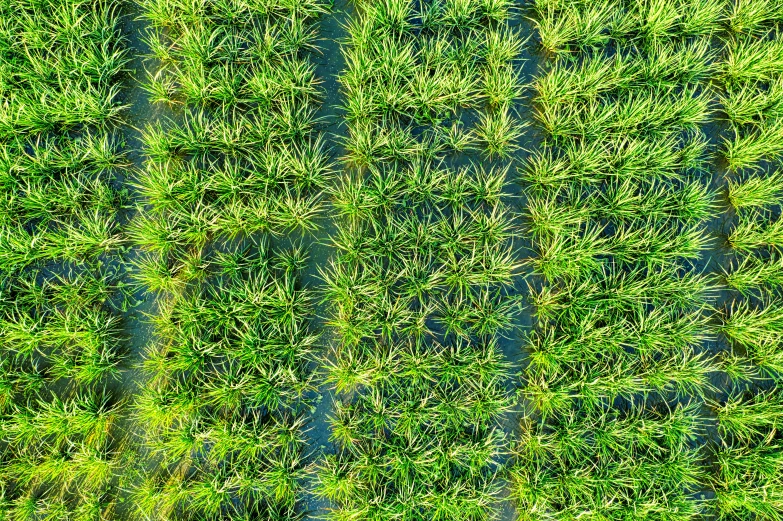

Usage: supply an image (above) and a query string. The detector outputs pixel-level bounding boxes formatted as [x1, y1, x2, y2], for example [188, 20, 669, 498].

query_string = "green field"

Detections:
[0, 0, 782, 520]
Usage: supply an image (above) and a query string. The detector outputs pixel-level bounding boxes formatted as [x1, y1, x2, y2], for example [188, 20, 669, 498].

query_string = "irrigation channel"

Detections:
[1, 0, 783, 520]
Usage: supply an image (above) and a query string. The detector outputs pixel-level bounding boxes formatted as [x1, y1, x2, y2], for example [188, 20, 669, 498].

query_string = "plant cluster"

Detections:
[131, 0, 329, 519]
[720, 7, 783, 387]
[0, 0, 127, 518]
[132, 0, 332, 279]
[719, 4, 783, 172]
[522, 0, 719, 416]
[515, 1, 726, 518]
[710, 388, 783, 520]
[131, 244, 317, 520]
[339, 0, 525, 166]
[512, 403, 705, 520]
[317, 0, 523, 519]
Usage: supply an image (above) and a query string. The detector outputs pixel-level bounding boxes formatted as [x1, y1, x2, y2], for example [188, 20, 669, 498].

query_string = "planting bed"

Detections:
[513, 1, 783, 520]
[315, 0, 523, 519]
[1, 0, 783, 520]
[515, 1, 719, 518]
[0, 0, 128, 517]
[714, 5, 783, 516]
[127, 0, 331, 518]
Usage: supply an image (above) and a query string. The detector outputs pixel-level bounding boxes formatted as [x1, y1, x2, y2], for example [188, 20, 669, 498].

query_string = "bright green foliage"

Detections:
[317, 0, 521, 519]
[526, 268, 715, 415]
[339, 0, 524, 166]
[522, 0, 717, 409]
[716, 6, 783, 519]
[0, 274, 127, 520]
[721, 299, 783, 379]
[0, 0, 126, 273]
[728, 0, 783, 35]
[318, 340, 510, 519]
[729, 213, 783, 252]
[132, 0, 331, 274]
[512, 404, 705, 521]
[719, 23, 783, 171]
[712, 388, 783, 520]
[729, 170, 783, 210]
[721, 4, 783, 384]
[131, 245, 316, 520]
[0, 0, 127, 517]
[725, 253, 783, 294]
[515, 1, 720, 518]
[131, 0, 329, 519]
[533, 0, 725, 56]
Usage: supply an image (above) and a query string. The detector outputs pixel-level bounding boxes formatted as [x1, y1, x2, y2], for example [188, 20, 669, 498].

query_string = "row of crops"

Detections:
[128, 0, 330, 517]
[315, 0, 522, 518]
[515, 1, 783, 520]
[0, 0, 782, 520]
[0, 0, 129, 518]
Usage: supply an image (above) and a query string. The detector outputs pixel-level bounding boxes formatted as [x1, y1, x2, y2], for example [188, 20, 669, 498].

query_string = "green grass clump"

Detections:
[339, 0, 523, 166]
[318, 339, 510, 519]
[711, 388, 783, 520]
[522, 134, 709, 189]
[320, 165, 517, 518]
[721, 299, 783, 378]
[132, 0, 330, 516]
[0, 0, 128, 517]
[525, 266, 716, 415]
[533, 0, 725, 56]
[718, 22, 783, 511]
[131, 244, 317, 520]
[725, 253, 783, 294]
[728, 170, 783, 210]
[512, 403, 705, 521]
[728, 0, 783, 35]
[318, 0, 522, 518]
[728, 213, 783, 252]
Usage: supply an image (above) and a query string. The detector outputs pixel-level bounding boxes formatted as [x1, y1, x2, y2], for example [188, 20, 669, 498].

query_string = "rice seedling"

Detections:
[132, 0, 333, 513]
[511, 403, 706, 520]
[517, 2, 723, 517]
[728, 0, 783, 35]
[720, 35, 783, 88]
[0, 0, 128, 517]
[532, 0, 725, 56]
[724, 118, 783, 172]
[537, 86, 711, 142]
[720, 299, 783, 378]
[716, 22, 783, 517]
[521, 134, 709, 190]
[725, 253, 783, 294]
[535, 39, 717, 106]
[728, 213, 783, 253]
[711, 388, 783, 520]
[722, 78, 783, 127]
[714, 389, 783, 443]
[728, 169, 783, 210]
[317, 339, 511, 520]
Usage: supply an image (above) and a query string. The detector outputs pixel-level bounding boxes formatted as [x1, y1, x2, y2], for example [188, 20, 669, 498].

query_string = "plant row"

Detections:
[129, 0, 330, 519]
[0, 0, 129, 518]
[513, 1, 779, 519]
[716, 5, 783, 518]
[316, 0, 523, 519]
